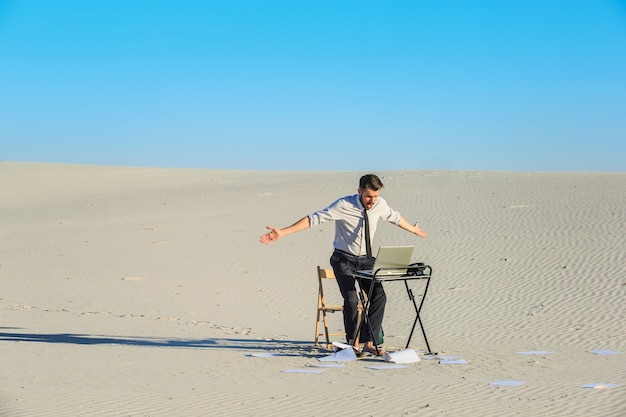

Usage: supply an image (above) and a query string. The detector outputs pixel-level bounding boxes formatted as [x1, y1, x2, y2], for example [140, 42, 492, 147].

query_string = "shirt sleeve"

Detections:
[377, 197, 402, 225]
[308, 198, 345, 227]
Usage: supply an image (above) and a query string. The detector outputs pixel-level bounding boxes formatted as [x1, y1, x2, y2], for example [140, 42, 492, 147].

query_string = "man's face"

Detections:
[358, 187, 380, 210]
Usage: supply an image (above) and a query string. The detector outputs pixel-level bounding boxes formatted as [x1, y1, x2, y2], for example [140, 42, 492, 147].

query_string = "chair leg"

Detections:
[322, 310, 331, 349]
[354, 308, 362, 346]
[315, 306, 322, 346]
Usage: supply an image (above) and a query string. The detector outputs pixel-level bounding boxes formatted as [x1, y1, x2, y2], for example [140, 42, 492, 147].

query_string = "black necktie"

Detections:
[364, 209, 372, 258]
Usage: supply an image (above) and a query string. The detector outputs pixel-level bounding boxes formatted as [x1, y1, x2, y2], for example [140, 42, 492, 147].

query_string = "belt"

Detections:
[334, 248, 370, 259]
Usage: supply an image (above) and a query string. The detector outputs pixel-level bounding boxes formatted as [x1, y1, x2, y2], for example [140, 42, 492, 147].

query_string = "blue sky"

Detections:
[1, 0, 625, 172]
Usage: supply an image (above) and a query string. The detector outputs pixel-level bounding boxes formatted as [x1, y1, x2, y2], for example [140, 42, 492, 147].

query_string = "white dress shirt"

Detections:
[308, 194, 401, 256]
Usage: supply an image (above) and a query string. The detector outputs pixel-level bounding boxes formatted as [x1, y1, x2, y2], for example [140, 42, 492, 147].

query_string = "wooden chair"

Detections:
[314, 265, 363, 349]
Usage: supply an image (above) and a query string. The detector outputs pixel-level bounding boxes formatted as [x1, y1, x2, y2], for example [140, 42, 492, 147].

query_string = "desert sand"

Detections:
[1, 161, 624, 416]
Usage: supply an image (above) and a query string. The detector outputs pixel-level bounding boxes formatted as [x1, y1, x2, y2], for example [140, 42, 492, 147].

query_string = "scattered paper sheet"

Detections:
[246, 352, 282, 358]
[282, 369, 323, 374]
[586, 350, 622, 355]
[421, 354, 466, 364]
[367, 364, 408, 370]
[332, 341, 353, 350]
[306, 363, 347, 368]
[384, 349, 420, 364]
[318, 347, 357, 362]
[432, 355, 463, 360]
[439, 359, 467, 365]
[579, 383, 619, 389]
[490, 380, 524, 386]
[517, 350, 553, 355]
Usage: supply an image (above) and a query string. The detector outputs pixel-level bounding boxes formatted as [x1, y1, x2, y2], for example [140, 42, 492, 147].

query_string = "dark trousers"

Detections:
[330, 249, 386, 344]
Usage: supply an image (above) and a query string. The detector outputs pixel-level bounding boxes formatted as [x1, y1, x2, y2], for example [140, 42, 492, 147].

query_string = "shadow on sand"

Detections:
[0, 329, 322, 356]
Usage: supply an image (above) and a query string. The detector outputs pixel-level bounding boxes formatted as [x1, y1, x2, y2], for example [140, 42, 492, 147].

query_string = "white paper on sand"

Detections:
[306, 363, 347, 368]
[384, 349, 420, 364]
[439, 358, 467, 365]
[367, 364, 408, 370]
[579, 383, 619, 389]
[490, 380, 524, 387]
[332, 341, 353, 350]
[422, 354, 467, 364]
[282, 369, 323, 374]
[422, 354, 462, 361]
[586, 349, 622, 355]
[246, 352, 282, 358]
[318, 347, 357, 362]
[516, 350, 554, 355]
[318, 342, 358, 362]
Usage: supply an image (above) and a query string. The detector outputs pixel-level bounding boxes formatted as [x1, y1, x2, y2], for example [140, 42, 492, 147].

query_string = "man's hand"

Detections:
[397, 216, 427, 238]
[259, 217, 311, 245]
[260, 226, 280, 244]
[414, 223, 427, 238]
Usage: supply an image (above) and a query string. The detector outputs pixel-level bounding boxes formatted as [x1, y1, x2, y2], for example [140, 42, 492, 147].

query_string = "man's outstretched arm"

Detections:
[397, 216, 427, 238]
[260, 216, 311, 244]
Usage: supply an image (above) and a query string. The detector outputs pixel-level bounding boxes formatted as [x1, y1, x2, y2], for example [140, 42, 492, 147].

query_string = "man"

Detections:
[260, 174, 427, 355]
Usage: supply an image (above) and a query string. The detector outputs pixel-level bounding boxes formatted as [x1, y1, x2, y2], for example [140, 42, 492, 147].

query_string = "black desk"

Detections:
[354, 264, 434, 355]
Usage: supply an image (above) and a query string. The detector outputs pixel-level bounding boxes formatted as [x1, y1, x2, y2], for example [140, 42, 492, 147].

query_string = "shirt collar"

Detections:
[354, 194, 365, 210]
[354, 194, 379, 211]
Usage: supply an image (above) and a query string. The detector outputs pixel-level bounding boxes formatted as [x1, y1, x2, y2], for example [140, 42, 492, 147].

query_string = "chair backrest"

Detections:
[315, 265, 363, 348]
[317, 266, 335, 280]
[315, 265, 343, 348]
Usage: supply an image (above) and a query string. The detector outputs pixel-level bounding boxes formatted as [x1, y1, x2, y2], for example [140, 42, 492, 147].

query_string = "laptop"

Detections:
[357, 245, 414, 277]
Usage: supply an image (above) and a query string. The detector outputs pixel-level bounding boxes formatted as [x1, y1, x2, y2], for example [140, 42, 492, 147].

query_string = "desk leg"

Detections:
[353, 278, 368, 345]
[354, 277, 381, 356]
[404, 281, 434, 354]
[367, 280, 381, 356]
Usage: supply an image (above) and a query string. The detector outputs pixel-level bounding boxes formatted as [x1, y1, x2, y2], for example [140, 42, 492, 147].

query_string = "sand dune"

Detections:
[1, 162, 624, 416]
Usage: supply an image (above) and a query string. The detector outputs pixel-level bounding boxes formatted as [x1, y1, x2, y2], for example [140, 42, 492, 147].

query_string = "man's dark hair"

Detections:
[359, 174, 384, 191]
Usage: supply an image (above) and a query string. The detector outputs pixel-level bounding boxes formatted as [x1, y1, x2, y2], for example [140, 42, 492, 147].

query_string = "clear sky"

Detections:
[1, 0, 625, 172]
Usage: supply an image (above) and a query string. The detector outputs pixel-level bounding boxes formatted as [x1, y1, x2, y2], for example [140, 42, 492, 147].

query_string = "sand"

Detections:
[1, 161, 624, 416]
